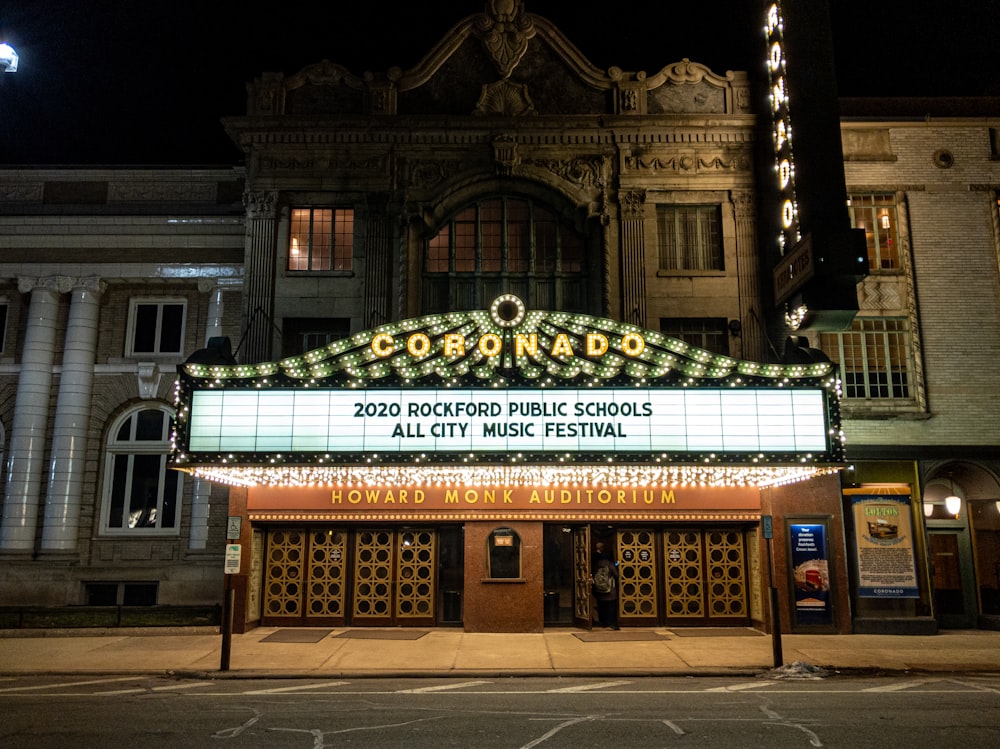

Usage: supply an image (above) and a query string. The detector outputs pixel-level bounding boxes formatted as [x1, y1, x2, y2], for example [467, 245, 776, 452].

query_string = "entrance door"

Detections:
[618, 528, 658, 626]
[262, 528, 348, 626]
[572, 526, 592, 629]
[929, 529, 977, 628]
[663, 527, 749, 626]
[261, 527, 437, 627]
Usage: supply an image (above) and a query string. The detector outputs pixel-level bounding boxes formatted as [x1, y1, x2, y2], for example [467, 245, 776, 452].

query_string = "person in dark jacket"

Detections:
[592, 540, 619, 629]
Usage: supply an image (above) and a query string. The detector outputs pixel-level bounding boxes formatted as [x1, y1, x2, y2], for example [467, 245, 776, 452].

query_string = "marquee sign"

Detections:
[171, 295, 844, 486]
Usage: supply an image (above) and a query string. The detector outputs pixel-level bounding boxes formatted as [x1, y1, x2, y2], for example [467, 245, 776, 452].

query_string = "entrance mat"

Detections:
[332, 629, 428, 640]
[261, 629, 333, 643]
[574, 631, 669, 642]
[668, 627, 764, 637]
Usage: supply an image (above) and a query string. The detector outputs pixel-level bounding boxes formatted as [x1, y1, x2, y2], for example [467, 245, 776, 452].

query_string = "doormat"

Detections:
[261, 629, 333, 643]
[668, 627, 764, 637]
[573, 631, 669, 642]
[332, 629, 428, 640]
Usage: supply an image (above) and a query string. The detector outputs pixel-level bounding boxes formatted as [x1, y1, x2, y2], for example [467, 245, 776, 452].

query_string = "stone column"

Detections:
[732, 190, 765, 361]
[241, 191, 278, 364]
[0, 277, 67, 552]
[618, 191, 647, 328]
[187, 280, 226, 551]
[41, 277, 105, 552]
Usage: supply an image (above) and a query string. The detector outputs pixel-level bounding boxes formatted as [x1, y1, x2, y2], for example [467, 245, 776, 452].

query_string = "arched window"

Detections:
[101, 405, 182, 534]
[423, 197, 587, 314]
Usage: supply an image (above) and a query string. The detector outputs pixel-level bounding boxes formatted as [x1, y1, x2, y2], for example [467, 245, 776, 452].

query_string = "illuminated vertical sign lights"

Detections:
[765, 2, 800, 256]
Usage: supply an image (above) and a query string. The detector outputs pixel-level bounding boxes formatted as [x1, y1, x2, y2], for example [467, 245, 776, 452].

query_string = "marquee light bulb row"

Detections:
[181, 303, 833, 386]
[177, 462, 842, 490]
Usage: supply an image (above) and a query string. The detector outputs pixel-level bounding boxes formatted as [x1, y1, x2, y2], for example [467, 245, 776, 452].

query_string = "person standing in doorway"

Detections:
[592, 540, 619, 629]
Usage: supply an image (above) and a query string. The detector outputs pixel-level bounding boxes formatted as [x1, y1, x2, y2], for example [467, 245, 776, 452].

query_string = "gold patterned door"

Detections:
[352, 528, 437, 626]
[663, 527, 749, 626]
[572, 526, 592, 629]
[262, 528, 347, 626]
[618, 529, 659, 626]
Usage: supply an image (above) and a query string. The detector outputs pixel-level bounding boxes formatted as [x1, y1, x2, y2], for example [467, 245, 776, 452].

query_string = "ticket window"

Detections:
[488, 527, 521, 579]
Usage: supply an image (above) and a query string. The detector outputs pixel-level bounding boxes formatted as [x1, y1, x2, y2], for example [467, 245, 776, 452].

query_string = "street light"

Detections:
[0, 43, 18, 73]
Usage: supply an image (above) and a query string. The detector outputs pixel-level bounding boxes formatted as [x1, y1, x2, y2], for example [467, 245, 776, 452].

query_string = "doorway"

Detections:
[260, 525, 462, 627]
[543, 523, 751, 628]
[928, 529, 978, 628]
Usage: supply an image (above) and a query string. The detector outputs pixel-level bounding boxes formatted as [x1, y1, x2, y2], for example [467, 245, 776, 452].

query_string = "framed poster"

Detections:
[849, 493, 919, 598]
[787, 518, 835, 629]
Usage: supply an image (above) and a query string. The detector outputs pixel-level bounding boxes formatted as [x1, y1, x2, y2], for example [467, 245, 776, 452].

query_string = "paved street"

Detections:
[2, 674, 999, 748]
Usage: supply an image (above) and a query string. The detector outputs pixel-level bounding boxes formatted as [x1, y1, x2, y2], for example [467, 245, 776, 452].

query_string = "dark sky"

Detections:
[0, 0, 995, 165]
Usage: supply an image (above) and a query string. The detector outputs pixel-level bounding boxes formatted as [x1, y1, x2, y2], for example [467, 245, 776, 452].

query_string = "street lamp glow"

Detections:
[0, 43, 19, 73]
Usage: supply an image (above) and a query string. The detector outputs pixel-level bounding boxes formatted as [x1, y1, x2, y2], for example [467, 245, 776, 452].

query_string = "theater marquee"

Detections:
[171, 295, 845, 489]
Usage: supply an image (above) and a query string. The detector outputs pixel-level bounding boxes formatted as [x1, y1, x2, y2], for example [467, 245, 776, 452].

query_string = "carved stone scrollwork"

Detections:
[136, 362, 162, 400]
[620, 191, 646, 220]
[243, 191, 278, 220]
[474, 80, 536, 117]
[474, 0, 536, 78]
[492, 135, 519, 176]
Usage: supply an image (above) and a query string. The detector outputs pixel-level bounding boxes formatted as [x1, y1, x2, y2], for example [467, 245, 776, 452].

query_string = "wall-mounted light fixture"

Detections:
[944, 475, 962, 518]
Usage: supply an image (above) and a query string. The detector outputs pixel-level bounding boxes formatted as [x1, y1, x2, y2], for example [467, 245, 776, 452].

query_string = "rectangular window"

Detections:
[127, 299, 185, 356]
[821, 318, 913, 400]
[281, 317, 351, 358]
[661, 317, 729, 356]
[289, 207, 354, 271]
[847, 194, 900, 271]
[657, 205, 723, 271]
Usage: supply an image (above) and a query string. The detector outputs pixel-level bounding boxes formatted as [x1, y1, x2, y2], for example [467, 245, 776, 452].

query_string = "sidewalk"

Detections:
[3, 627, 1000, 678]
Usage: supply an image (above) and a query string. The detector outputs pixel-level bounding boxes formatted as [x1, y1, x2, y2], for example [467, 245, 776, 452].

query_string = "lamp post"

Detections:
[0, 43, 18, 73]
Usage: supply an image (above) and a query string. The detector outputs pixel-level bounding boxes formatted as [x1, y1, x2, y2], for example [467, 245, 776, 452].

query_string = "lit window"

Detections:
[661, 318, 729, 356]
[847, 194, 900, 271]
[657, 205, 723, 271]
[101, 406, 181, 534]
[423, 197, 588, 314]
[127, 299, 185, 356]
[821, 318, 913, 400]
[289, 208, 354, 271]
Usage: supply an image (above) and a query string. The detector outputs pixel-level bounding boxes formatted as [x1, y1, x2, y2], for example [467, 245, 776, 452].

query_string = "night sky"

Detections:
[0, 0, 995, 165]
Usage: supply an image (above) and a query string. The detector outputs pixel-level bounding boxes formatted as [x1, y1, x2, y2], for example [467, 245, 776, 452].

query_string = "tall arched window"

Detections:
[101, 405, 182, 534]
[422, 197, 587, 313]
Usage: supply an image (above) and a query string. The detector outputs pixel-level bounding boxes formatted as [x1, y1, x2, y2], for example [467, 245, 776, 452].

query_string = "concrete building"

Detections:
[1, 2, 997, 635]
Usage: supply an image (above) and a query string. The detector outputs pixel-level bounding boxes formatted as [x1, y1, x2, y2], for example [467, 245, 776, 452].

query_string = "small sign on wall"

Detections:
[224, 544, 241, 574]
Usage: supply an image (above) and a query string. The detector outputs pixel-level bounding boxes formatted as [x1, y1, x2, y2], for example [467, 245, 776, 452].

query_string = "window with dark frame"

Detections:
[847, 194, 900, 271]
[102, 406, 181, 533]
[128, 299, 185, 356]
[660, 317, 730, 356]
[289, 207, 354, 272]
[821, 317, 913, 400]
[281, 317, 351, 357]
[656, 205, 723, 271]
[423, 197, 587, 314]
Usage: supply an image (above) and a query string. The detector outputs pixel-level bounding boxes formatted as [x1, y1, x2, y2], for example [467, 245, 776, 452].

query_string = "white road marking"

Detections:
[705, 680, 776, 692]
[547, 680, 632, 693]
[397, 680, 492, 693]
[243, 680, 349, 694]
[862, 678, 940, 692]
[152, 681, 213, 691]
[0, 676, 139, 693]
